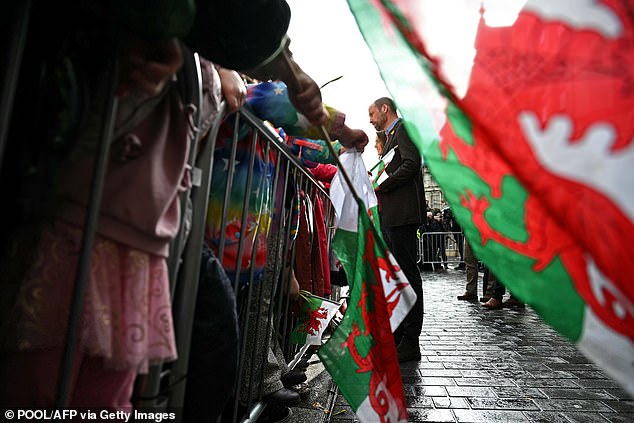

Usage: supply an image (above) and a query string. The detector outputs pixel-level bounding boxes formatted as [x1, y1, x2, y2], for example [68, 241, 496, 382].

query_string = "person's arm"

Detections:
[216, 66, 247, 113]
[329, 124, 368, 152]
[245, 45, 328, 127]
[247, 81, 368, 152]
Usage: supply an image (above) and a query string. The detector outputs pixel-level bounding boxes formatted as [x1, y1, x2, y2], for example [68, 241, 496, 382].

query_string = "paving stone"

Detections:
[432, 397, 470, 409]
[458, 370, 491, 378]
[570, 370, 617, 379]
[523, 411, 597, 423]
[528, 370, 579, 379]
[405, 385, 448, 397]
[493, 362, 551, 372]
[406, 395, 435, 408]
[532, 398, 615, 412]
[557, 412, 613, 422]
[489, 386, 547, 399]
[602, 400, 634, 413]
[487, 369, 533, 379]
[417, 361, 446, 370]
[443, 361, 497, 370]
[573, 379, 627, 389]
[602, 415, 634, 423]
[453, 377, 517, 387]
[407, 408, 455, 422]
[420, 369, 463, 378]
[417, 376, 458, 386]
[445, 386, 497, 398]
[466, 397, 539, 411]
[513, 378, 581, 388]
[453, 409, 530, 422]
[547, 363, 602, 371]
[539, 388, 618, 400]
[427, 355, 478, 363]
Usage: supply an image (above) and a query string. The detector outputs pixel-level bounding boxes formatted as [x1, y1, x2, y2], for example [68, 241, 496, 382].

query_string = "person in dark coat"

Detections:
[369, 97, 426, 363]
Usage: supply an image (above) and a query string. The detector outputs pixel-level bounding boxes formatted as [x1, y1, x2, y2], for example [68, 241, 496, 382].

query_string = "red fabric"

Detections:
[294, 194, 314, 294]
[294, 193, 327, 297]
[309, 164, 337, 190]
[313, 196, 331, 295]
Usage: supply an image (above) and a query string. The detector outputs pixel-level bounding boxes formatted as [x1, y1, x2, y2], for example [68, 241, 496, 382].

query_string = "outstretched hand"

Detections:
[335, 126, 369, 152]
[248, 49, 328, 127]
[284, 65, 328, 127]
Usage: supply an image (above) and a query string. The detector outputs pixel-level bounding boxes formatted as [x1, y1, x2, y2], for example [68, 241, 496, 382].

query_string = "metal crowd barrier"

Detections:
[0, 26, 337, 421]
[227, 109, 336, 423]
[417, 230, 465, 270]
[133, 105, 336, 423]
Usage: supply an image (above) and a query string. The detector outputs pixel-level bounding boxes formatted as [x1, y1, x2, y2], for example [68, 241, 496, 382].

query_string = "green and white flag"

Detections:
[329, 151, 414, 330]
[347, 0, 634, 396]
[318, 151, 414, 422]
[290, 292, 341, 345]
[369, 146, 396, 189]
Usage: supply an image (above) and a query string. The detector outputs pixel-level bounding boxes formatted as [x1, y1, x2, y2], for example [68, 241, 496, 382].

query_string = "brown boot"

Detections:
[502, 297, 525, 308]
[482, 298, 503, 309]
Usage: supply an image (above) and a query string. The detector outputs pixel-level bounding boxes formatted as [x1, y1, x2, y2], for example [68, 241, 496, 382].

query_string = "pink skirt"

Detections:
[6, 221, 177, 373]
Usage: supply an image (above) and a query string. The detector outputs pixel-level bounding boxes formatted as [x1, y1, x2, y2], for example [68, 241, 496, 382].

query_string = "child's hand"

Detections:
[217, 67, 247, 113]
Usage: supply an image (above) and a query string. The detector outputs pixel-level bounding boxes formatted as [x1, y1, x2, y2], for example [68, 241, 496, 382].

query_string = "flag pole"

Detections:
[288, 343, 311, 370]
[282, 51, 364, 208]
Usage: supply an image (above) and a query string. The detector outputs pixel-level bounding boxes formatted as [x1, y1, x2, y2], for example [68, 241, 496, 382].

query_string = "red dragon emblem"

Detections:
[298, 306, 329, 336]
[339, 228, 408, 422]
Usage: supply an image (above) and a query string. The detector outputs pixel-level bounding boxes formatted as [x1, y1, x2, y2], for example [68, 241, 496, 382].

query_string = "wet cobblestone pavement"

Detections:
[290, 268, 634, 423]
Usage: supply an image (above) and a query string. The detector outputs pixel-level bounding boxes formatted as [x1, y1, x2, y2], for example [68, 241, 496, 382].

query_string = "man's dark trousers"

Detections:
[382, 223, 424, 347]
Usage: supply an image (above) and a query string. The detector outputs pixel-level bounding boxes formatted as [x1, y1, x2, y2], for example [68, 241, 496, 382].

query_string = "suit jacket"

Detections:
[376, 119, 426, 228]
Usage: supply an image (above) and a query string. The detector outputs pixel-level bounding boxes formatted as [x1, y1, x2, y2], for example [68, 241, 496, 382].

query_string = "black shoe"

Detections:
[281, 369, 307, 388]
[257, 405, 292, 423]
[295, 357, 310, 371]
[396, 342, 421, 363]
[263, 388, 301, 406]
[454, 263, 465, 270]
[457, 292, 478, 301]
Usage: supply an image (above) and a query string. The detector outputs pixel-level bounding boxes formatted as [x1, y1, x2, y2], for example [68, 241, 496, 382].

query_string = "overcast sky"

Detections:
[286, 0, 390, 167]
[286, 0, 529, 167]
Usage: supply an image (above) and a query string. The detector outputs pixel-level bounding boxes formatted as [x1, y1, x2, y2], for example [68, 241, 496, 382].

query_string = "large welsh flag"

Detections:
[318, 151, 414, 422]
[347, 0, 634, 396]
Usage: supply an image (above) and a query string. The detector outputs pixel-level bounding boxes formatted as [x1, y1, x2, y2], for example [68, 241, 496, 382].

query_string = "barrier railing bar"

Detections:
[0, 0, 31, 169]
[55, 52, 120, 408]
[165, 102, 228, 417]
[232, 129, 259, 290]
[239, 108, 329, 200]
[218, 114, 241, 265]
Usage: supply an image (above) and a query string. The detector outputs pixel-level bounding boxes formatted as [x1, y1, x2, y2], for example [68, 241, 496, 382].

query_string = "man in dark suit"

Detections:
[369, 97, 427, 362]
